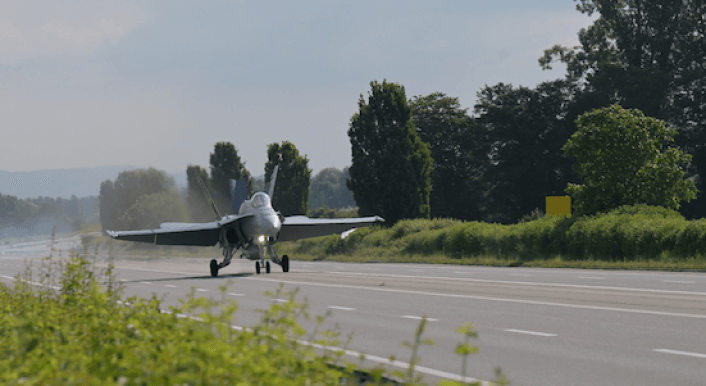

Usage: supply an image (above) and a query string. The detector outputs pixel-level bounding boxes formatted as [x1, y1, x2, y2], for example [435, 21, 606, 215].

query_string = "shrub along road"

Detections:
[2, 249, 706, 386]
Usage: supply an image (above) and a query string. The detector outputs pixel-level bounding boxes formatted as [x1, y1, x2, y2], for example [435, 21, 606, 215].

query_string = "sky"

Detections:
[0, 0, 595, 177]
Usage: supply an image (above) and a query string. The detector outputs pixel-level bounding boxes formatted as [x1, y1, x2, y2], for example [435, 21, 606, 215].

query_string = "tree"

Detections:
[99, 168, 179, 231]
[186, 165, 214, 222]
[473, 81, 578, 223]
[309, 167, 355, 210]
[209, 142, 251, 215]
[564, 104, 697, 215]
[265, 141, 311, 216]
[411, 92, 487, 220]
[540, 0, 706, 217]
[119, 192, 189, 230]
[347, 80, 433, 224]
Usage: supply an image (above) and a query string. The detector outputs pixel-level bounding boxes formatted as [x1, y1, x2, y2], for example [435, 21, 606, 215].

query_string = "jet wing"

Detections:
[277, 216, 384, 242]
[106, 214, 254, 246]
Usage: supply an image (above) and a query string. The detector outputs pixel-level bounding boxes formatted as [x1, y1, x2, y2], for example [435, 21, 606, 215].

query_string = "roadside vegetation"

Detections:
[0, 252, 506, 385]
[277, 204, 706, 271]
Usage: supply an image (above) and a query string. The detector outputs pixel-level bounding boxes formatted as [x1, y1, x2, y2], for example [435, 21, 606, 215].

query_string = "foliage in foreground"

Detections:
[0, 255, 500, 386]
[285, 205, 706, 267]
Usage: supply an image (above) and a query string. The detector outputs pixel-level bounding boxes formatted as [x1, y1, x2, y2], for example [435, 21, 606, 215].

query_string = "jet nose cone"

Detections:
[264, 213, 282, 237]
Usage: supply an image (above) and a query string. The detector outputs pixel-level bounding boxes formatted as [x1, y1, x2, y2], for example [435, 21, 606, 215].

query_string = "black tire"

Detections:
[210, 259, 219, 277]
[255, 261, 261, 274]
[266, 261, 271, 274]
[282, 255, 289, 273]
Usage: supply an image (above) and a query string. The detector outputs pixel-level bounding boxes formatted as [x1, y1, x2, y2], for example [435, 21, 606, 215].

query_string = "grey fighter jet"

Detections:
[107, 166, 384, 277]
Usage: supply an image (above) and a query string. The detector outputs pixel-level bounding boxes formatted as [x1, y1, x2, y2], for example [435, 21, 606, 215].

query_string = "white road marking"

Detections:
[401, 315, 439, 322]
[511, 274, 533, 277]
[227, 292, 245, 297]
[578, 276, 605, 280]
[139, 281, 150, 284]
[273, 298, 288, 303]
[119, 279, 128, 282]
[328, 271, 706, 297]
[249, 277, 706, 319]
[505, 329, 557, 337]
[662, 280, 695, 284]
[301, 340, 486, 385]
[654, 349, 706, 359]
[164, 284, 177, 288]
[328, 306, 356, 311]
[165, 310, 485, 385]
[454, 271, 470, 274]
[196, 288, 208, 292]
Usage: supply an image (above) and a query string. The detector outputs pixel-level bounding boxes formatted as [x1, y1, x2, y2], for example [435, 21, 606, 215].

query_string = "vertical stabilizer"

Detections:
[229, 179, 249, 212]
[265, 164, 279, 199]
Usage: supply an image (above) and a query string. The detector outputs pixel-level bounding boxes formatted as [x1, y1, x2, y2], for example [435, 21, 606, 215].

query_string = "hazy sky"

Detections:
[0, 0, 594, 176]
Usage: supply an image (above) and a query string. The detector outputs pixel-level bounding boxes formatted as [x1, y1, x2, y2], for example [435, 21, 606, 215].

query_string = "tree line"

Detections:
[348, 0, 705, 224]
[100, 0, 705, 230]
[0, 193, 99, 239]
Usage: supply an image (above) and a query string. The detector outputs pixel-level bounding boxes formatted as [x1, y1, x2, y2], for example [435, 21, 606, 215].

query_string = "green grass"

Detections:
[277, 205, 706, 271]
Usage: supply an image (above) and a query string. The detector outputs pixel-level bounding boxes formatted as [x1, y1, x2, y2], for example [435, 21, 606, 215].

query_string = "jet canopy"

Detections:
[250, 192, 271, 208]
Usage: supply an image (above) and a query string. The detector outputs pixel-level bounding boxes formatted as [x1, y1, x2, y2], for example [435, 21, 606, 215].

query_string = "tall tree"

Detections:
[540, 0, 706, 217]
[265, 141, 311, 216]
[411, 92, 487, 220]
[186, 165, 214, 222]
[474, 80, 578, 223]
[347, 80, 433, 224]
[309, 167, 356, 210]
[564, 105, 696, 215]
[99, 168, 178, 231]
[209, 142, 251, 215]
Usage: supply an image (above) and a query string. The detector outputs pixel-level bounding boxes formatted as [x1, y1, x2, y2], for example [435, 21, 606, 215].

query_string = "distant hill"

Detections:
[0, 166, 187, 199]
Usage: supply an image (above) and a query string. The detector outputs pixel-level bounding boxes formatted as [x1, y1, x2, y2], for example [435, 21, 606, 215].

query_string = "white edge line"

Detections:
[158, 309, 488, 384]
[504, 329, 557, 337]
[246, 276, 706, 320]
[654, 349, 706, 359]
[327, 271, 706, 297]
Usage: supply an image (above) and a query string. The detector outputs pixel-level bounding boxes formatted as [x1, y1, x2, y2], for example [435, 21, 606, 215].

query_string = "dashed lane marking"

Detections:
[249, 276, 706, 320]
[505, 329, 557, 337]
[196, 288, 208, 292]
[401, 315, 439, 322]
[228, 293, 245, 297]
[328, 306, 356, 311]
[662, 280, 696, 284]
[165, 284, 177, 288]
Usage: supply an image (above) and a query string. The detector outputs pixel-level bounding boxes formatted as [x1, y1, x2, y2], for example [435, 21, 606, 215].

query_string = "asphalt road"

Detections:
[2, 243, 706, 385]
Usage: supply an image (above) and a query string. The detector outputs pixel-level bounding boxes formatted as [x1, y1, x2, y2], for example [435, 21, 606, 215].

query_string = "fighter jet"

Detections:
[107, 166, 384, 277]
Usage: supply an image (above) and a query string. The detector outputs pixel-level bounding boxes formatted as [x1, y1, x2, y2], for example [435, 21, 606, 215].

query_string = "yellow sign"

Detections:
[546, 196, 571, 216]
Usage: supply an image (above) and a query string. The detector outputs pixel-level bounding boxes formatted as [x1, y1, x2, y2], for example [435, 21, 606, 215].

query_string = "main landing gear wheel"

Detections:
[255, 261, 261, 274]
[282, 255, 289, 273]
[210, 259, 219, 277]
[266, 261, 271, 273]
